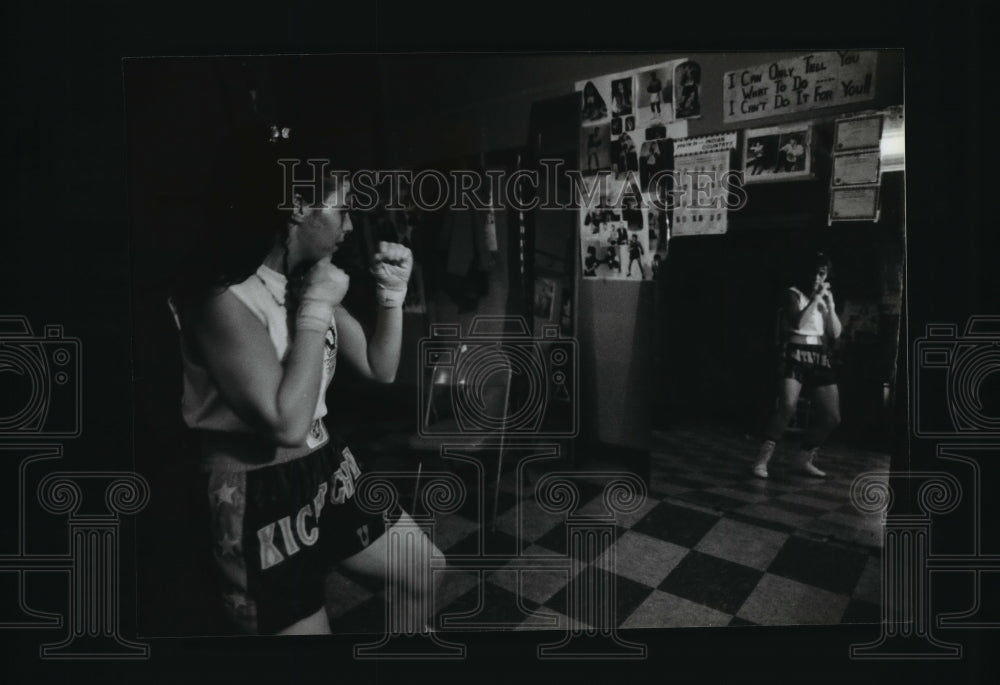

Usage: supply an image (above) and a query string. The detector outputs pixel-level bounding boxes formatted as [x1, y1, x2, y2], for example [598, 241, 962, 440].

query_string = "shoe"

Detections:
[753, 440, 776, 479]
[797, 447, 826, 477]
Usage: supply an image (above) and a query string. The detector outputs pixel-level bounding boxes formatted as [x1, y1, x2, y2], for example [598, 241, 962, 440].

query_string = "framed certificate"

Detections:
[833, 150, 881, 186]
[830, 186, 880, 221]
[834, 113, 883, 151]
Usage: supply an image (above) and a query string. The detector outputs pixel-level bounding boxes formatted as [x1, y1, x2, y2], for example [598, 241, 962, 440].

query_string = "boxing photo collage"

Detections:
[577, 60, 701, 281]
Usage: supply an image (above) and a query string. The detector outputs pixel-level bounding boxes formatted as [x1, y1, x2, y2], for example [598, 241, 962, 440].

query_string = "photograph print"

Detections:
[636, 64, 673, 126]
[580, 123, 612, 175]
[673, 59, 702, 119]
[580, 79, 610, 123]
[743, 123, 813, 182]
[611, 76, 634, 117]
[611, 131, 640, 179]
[639, 138, 668, 192]
[618, 180, 645, 234]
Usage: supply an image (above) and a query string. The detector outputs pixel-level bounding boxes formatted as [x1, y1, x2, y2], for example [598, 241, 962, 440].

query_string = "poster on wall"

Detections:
[579, 65, 673, 128]
[579, 77, 612, 124]
[742, 123, 813, 183]
[611, 76, 634, 118]
[639, 138, 668, 192]
[577, 61, 688, 142]
[579, 225, 653, 281]
[611, 131, 640, 179]
[579, 176, 654, 281]
[723, 50, 878, 123]
[673, 60, 702, 119]
[671, 132, 737, 237]
[580, 123, 612, 175]
[635, 65, 671, 125]
[575, 61, 690, 283]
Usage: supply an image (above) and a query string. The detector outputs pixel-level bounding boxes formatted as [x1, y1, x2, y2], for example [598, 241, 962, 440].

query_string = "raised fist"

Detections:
[303, 261, 350, 308]
[297, 261, 350, 333]
[370, 241, 412, 307]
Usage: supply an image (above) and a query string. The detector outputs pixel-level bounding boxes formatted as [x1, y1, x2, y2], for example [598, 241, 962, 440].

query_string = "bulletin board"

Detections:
[575, 60, 690, 282]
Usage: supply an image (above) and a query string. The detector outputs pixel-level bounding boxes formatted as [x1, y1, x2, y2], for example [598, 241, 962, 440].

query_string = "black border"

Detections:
[3, 0, 995, 682]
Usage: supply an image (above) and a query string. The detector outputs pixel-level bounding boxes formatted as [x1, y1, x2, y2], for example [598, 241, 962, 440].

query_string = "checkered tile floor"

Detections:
[326, 425, 888, 633]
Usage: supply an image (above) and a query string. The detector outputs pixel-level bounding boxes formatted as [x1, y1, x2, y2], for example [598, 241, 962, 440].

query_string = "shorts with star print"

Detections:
[202, 433, 400, 634]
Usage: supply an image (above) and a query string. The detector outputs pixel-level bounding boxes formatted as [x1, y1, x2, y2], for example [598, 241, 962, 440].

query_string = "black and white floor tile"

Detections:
[328, 425, 888, 633]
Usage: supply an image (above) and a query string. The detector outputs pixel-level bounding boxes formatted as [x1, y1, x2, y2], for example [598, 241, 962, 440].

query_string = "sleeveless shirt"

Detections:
[169, 264, 338, 455]
[787, 286, 826, 337]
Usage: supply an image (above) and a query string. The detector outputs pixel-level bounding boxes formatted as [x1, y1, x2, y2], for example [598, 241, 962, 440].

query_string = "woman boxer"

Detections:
[753, 251, 843, 479]
[170, 124, 441, 635]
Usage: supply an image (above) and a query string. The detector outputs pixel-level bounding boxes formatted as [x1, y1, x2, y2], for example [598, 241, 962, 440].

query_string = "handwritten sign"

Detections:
[723, 51, 878, 123]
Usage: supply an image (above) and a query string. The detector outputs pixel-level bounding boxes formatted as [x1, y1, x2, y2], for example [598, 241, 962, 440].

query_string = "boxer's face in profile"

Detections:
[293, 181, 354, 263]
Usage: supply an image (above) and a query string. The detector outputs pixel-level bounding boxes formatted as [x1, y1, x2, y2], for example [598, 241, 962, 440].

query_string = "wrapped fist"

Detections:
[297, 261, 350, 333]
[370, 241, 412, 308]
[822, 285, 835, 311]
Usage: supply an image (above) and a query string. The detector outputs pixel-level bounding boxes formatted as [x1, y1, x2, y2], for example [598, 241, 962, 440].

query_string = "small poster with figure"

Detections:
[635, 63, 676, 128]
[610, 76, 634, 118]
[579, 194, 652, 282]
[578, 78, 612, 125]
[611, 132, 640, 179]
[673, 60, 701, 119]
[742, 123, 813, 183]
[639, 139, 668, 193]
[580, 124, 612, 176]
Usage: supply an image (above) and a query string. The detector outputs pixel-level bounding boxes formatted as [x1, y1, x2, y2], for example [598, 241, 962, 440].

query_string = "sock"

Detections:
[756, 439, 776, 464]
